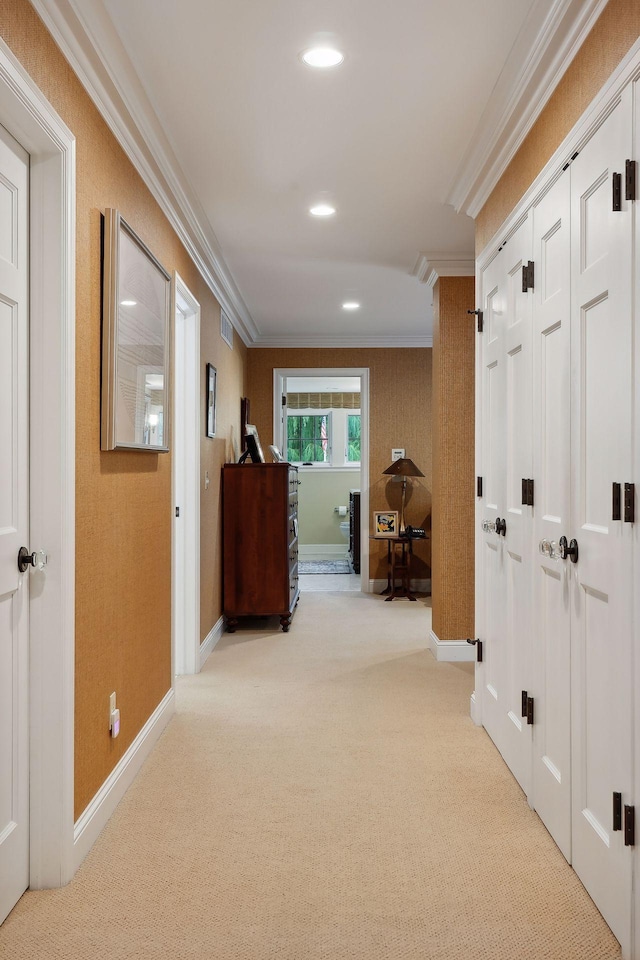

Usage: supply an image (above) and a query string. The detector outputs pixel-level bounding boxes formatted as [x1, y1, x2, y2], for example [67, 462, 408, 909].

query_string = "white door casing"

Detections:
[0, 122, 29, 925]
[172, 274, 200, 677]
[272, 368, 370, 589]
[0, 38, 76, 891]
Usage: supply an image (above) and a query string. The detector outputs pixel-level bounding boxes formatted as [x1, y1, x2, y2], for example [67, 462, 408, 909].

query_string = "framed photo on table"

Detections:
[206, 363, 217, 438]
[373, 511, 398, 537]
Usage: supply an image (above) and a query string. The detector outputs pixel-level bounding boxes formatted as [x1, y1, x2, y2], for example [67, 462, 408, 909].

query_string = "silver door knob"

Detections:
[482, 519, 496, 533]
[17, 547, 47, 573]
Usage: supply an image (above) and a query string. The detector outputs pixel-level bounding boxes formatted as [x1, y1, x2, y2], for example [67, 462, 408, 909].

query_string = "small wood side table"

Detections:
[371, 535, 417, 601]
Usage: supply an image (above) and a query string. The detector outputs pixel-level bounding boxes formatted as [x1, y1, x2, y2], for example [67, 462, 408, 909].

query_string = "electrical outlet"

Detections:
[391, 448, 405, 461]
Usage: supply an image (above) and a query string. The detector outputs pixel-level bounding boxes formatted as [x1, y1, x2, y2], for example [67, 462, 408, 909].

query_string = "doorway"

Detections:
[273, 368, 369, 591]
[0, 39, 76, 905]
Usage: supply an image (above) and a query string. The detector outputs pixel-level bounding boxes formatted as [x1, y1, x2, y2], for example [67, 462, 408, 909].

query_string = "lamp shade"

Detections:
[382, 457, 424, 478]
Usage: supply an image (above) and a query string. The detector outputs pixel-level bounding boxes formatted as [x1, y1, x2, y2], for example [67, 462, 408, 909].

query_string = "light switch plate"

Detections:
[391, 448, 405, 461]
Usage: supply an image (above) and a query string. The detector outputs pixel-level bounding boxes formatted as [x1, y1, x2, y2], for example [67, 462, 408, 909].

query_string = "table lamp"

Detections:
[382, 457, 424, 534]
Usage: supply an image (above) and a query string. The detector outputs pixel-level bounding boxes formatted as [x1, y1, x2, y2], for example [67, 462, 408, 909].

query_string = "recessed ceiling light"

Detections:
[342, 302, 361, 311]
[301, 47, 344, 68]
[120, 299, 137, 307]
[309, 204, 336, 217]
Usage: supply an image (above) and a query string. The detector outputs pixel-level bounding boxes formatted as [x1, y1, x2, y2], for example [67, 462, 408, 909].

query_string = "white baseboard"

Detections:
[200, 615, 224, 669]
[428, 629, 475, 662]
[73, 688, 175, 871]
[368, 578, 431, 595]
[299, 543, 348, 559]
[470, 690, 482, 725]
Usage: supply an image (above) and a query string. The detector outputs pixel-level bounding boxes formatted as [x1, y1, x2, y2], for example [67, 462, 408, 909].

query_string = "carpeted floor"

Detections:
[0, 592, 621, 959]
[298, 558, 350, 574]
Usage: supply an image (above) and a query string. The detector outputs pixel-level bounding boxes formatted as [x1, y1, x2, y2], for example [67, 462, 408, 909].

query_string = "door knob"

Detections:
[17, 547, 47, 573]
[559, 536, 579, 563]
[482, 519, 496, 533]
[496, 517, 507, 536]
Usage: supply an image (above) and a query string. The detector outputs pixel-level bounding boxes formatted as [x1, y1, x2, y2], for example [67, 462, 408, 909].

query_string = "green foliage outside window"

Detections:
[287, 415, 329, 462]
[347, 415, 361, 462]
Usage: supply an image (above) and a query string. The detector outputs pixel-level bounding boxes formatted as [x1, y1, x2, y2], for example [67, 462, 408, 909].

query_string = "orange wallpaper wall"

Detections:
[477, 0, 640, 252]
[431, 277, 475, 641]
[246, 348, 432, 581]
[2, 0, 245, 817]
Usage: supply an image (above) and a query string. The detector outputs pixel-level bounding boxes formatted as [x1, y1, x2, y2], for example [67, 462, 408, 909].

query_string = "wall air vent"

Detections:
[221, 308, 234, 349]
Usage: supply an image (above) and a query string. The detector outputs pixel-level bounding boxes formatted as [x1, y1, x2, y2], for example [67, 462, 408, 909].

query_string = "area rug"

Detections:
[299, 559, 350, 574]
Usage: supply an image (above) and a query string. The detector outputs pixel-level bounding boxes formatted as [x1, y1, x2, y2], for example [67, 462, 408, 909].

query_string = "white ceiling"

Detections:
[34, 0, 607, 345]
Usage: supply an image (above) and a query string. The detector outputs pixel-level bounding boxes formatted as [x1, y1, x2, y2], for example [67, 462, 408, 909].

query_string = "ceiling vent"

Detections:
[220, 309, 234, 349]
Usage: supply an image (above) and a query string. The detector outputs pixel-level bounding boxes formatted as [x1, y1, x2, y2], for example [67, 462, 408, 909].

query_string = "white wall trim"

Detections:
[470, 691, 481, 726]
[31, 0, 257, 347]
[253, 334, 433, 348]
[299, 544, 349, 558]
[199, 616, 225, 670]
[428, 629, 475, 662]
[73, 690, 175, 871]
[448, 0, 609, 217]
[412, 253, 475, 287]
[477, 35, 640, 263]
[172, 273, 201, 677]
[0, 37, 77, 890]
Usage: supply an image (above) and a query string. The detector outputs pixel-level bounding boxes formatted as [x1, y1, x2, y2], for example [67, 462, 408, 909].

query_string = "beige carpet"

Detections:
[1, 591, 621, 959]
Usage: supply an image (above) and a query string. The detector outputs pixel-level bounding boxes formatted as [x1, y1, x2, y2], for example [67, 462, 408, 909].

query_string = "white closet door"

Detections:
[530, 171, 572, 860]
[0, 123, 29, 924]
[477, 215, 534, 792]
[570, 84, 634, 953]
[477, 247, 507, 747]
[496, 215, 534, 792]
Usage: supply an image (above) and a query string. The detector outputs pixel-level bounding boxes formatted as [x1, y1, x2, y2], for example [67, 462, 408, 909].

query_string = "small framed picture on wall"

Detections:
[206, 363, 217, 438]
[373, 511, 398, 537]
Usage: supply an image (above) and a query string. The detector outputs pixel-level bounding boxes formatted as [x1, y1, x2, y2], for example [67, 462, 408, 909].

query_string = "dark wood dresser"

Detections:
[222, 462, 299, 632]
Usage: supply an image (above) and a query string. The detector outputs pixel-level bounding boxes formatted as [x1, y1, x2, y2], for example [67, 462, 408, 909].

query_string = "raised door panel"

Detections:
[569, 86, 634, 954]
[531, 171, 572, 860]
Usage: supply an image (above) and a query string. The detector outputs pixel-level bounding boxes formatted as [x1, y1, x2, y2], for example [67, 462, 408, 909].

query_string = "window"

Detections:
[347, 415, 361, 462]
[286, 410, 360, 467]
[287, 414, 330, 463]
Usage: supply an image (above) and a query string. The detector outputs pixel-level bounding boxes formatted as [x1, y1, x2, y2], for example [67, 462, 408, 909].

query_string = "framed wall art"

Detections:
[206, 362, 217, 438]
[101, 208, 171, 451]
[373, 511, 398, 537]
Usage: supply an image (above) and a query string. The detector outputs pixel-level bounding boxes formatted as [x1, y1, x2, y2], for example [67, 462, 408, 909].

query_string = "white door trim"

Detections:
[172, 273, 201, 676]
[272, 367, 370, 590]
[0, 38, 76, 889]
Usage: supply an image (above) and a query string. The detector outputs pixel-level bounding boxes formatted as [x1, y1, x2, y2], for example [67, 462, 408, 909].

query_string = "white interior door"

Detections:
[477, 216, 535, 793]
[499, 215, 534, 794]
[530, 170, 572, 860]
[569, 86, 634, 953]
[477, 246, 508, 749]
[0, 123, 29, 924]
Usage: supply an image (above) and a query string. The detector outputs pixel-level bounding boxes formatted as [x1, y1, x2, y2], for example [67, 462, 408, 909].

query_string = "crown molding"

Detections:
[446, 0, 608, 219]
[413, 253, 475, 288]
[249, 334, 433, 349]
[31, 0, 259, 347]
